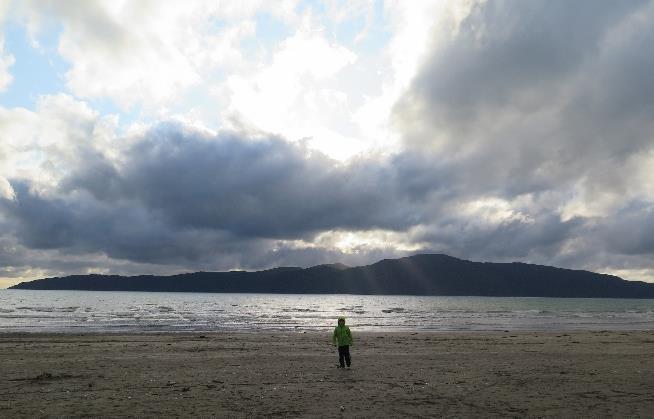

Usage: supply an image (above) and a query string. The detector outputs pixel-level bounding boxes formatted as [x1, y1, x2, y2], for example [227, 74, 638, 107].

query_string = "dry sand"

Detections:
[1, 331, 653, 418]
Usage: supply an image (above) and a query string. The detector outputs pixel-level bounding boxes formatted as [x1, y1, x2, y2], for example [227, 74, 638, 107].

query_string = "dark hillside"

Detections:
[10, 254, 654, 298]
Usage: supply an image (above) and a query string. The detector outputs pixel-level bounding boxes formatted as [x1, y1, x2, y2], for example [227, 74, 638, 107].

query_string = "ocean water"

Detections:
[1, 290, 654, 333]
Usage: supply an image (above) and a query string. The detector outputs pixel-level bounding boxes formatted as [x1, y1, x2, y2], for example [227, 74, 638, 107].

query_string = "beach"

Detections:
[1, 331, 653, 418]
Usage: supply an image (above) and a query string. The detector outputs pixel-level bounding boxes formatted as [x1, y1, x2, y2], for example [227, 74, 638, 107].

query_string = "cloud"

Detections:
[0, 112, 603, 280]
[0, 94, 107, 190]
[401, 1, 645, 125]
[397, 1, 654, 187]
[3, 1, 654, 286]
[222, 18, 359, 158]
[16, 0, 287, 110]
[390, 0, 654, 274]
[0, 117, 425, 278]
[0, 177, 14, 200]
[6, 1, 458, 161]
[396, 0, 654, 206]
[64, 123, 417, 237]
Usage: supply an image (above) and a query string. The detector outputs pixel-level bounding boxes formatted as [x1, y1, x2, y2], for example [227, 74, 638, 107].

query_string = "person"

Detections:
[332, 317, 352, 368]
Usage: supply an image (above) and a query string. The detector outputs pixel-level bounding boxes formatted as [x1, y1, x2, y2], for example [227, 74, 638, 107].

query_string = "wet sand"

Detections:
[1, 331, 653, 417]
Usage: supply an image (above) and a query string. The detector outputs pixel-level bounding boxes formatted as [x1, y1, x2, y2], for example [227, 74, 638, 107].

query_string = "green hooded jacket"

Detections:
[332, 318, 353, 347]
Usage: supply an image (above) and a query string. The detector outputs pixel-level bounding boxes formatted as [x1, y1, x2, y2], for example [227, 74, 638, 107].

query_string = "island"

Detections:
[9, 254, 654, 298]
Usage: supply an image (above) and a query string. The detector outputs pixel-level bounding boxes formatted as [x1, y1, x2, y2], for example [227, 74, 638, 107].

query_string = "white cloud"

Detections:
[222, 21, 358, 157]
[313, 228, 425, 254]
[17, 0, 285, 110]
[219, 1, 470, 160]
[351, 1, 474, 157]
[0, 94, 119, 191]
[7, 0, 473, 161]
[459, 197, 534, 226]
[0, 176, 14, 200]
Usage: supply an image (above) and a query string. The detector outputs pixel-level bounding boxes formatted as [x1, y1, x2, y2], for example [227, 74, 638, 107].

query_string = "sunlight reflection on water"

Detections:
[1, 290, 654, 332]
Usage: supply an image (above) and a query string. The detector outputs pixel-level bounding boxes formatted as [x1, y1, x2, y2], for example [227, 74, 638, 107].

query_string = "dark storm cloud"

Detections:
[2, 180, 213, 263]
[390, 0, 654, 274]
[597, 203, 654, 257]
[397, 0, 654, 193]
[0, 123, 430, 269]
[413, 214, 584, 262]
[64, 123, 423, 238]
[411, 1, 643, 119]
[116, 126, 420, 237]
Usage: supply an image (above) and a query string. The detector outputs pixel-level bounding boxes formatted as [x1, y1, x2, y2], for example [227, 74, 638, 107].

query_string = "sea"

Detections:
[1, 290, 654, 333]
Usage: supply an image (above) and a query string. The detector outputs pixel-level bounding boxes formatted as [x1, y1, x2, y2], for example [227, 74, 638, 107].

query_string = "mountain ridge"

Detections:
[9, 253, 654, 298]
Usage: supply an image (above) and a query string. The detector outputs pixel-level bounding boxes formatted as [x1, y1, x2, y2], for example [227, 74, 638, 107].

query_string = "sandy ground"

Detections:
[1, 331, 653, 418]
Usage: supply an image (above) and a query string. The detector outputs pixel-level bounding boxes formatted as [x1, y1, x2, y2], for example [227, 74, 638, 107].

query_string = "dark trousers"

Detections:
[338, 345, 351, 367]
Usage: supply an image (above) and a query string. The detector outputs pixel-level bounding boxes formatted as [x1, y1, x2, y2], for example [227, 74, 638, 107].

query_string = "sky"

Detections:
[1, 0, 654, 288]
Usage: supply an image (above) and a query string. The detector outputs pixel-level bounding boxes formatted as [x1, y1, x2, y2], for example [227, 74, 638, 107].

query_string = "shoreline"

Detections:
[1, 327, 653, 334]
[3, 323, 654, 335]
[6, 288, 654, 298]
[2, 330, 653, 417]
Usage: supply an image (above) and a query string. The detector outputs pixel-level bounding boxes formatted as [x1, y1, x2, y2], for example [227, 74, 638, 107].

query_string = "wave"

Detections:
[381, 307, 406, 313]
[280, 308, 321, 313]
[15, 306, 79, 313]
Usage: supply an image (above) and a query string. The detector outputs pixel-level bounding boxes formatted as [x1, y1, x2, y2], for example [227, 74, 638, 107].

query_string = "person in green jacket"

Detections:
[332, 317, 352, 368]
